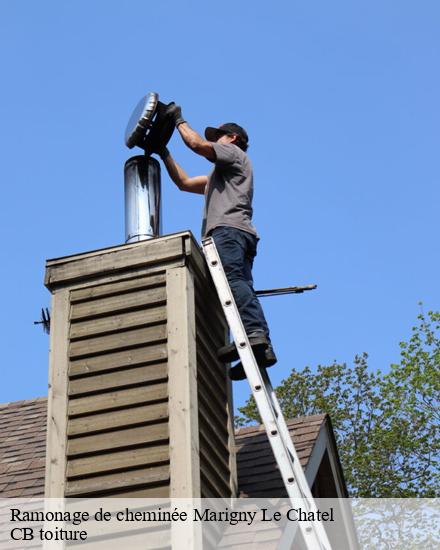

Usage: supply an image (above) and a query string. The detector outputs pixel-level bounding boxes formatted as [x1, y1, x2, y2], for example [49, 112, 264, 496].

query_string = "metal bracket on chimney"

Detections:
[34, 307, 51, 334]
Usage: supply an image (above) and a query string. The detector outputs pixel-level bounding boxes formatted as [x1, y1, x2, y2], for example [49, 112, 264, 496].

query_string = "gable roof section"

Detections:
[0, 398, 47, 497]
[0, 399, 346, 499]
[236, 413, 332, 497]
[237, 413, 349, 498]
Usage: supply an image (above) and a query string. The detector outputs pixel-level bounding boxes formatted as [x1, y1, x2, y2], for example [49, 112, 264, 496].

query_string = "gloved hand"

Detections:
[149, 143, 170, 160]
[157, 146, 170, 160]
[166, 102, 186, 127]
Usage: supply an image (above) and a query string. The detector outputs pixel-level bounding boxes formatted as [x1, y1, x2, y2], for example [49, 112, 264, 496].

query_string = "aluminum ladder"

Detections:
[202, 236, 333, 550]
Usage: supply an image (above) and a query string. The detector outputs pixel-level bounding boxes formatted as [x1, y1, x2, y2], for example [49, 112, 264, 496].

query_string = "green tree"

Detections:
[236, 310, 440, 497]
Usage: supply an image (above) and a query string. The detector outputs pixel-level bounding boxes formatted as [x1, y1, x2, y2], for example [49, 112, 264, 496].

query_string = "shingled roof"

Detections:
[0, 398, 46, 497]
[0, 398, 346, 499]
[235, 414, 329, 497]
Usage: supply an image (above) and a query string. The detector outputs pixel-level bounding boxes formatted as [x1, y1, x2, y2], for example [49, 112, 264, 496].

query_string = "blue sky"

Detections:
[0, 1, 438, 411]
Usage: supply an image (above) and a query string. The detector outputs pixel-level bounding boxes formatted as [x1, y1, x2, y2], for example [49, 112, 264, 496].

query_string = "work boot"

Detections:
[217, 332, 269, 363]
[229, 344, 278, 381]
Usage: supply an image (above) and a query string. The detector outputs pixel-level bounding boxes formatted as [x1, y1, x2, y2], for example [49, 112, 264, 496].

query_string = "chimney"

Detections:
[44, 232, 236, 499]
[124, 155, 162, 243]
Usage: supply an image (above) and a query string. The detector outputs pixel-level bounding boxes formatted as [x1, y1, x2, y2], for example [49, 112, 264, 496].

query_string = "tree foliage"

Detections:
[236, 310, 439, 497]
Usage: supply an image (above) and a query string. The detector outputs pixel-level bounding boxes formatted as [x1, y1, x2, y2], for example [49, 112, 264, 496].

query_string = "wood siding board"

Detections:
[69, 344, 168, 377]
[195, 298, 227, 340]
[196, 371, 228, 423]
[197, 395, 229, 441]
[68, 323, 167, 359]
[197, 418, 231, 481]
[200, 471, 222, 499]
[65, 464, 170, 496]
[195, 327, 228, 384]
[66, 444, 169, 478]
[68, 363, 168, 397]
[67, 422, 169, 457]
[199, 460, 231, 498]
[70, 273, 166, 302]
[194, 296, 227, 348]
[70, 305, 167, 340]
[196, 356, 227, 409]
[198, 429, 230, 474]
[195, 322, 226, 369]
[198, 444, 231, 490]
[70, 287, 166, 321]
[194, 298, 226, 343]
[196, 340, 227, 393]
[68, 383, 168, 417]
[194, 287, 227, 333]
[67, 402, 168, 436]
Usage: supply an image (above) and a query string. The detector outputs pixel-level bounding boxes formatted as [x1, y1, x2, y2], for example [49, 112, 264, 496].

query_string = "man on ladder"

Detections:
[156, 103, 333, 550]
[155, 103, 276, 380]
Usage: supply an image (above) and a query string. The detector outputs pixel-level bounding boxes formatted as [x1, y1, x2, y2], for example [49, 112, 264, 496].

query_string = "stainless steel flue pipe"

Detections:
[124, 155, 162, 243]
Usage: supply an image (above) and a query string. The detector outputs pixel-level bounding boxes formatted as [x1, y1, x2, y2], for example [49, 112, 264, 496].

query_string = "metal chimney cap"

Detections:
[125, 92, 159, 149]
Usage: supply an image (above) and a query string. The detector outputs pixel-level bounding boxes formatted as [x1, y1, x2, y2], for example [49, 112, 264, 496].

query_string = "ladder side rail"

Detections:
[263, 372, 326, 511]
[263, 372, 335, 549]
[202, 238, 332, 550]
[202, 240, 305, 497]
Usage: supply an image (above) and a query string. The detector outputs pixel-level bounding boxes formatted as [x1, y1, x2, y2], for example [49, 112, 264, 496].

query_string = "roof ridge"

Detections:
[236, 413, 328, 435]
[0, 397, 48, 410]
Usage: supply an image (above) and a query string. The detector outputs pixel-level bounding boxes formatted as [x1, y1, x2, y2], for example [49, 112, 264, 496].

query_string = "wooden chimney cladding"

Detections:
[194, 271, 237, 498]
[66, 272, 169, 497]
[44, 232, 236, 499]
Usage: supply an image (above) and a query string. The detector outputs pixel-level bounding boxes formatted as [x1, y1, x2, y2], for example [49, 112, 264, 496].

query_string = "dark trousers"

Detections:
[210, 226, 270, 339]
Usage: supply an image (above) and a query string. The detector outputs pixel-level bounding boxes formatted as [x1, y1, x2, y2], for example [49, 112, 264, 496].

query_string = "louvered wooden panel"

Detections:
[65, 272, 170, 497]
[193, 269, 234, 498]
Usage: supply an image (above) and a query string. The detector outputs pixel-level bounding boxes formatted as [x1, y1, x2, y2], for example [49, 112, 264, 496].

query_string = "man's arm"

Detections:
[177, 122, 216, 161]
[166, 104, 216, 161]
[161, 151, 207, 195]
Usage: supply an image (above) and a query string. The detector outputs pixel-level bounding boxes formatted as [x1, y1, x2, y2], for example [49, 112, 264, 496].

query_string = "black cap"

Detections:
[205, 122, 249, 145]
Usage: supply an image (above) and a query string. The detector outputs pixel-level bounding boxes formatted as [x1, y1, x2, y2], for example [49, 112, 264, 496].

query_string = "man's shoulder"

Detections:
[220, 142, 250, 161]
[212, 142, 239, 165]
[234, 145, 252, 168]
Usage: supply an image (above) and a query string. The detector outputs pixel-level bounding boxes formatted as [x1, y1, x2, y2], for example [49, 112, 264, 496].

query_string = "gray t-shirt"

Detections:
[201, 142, 257, 238]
